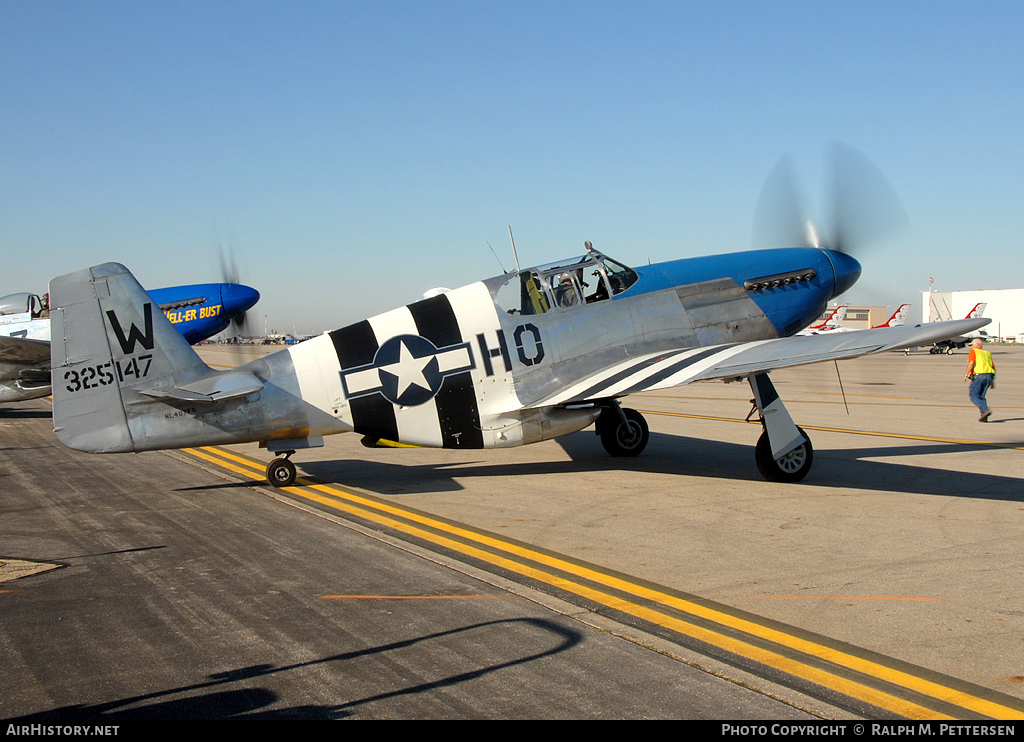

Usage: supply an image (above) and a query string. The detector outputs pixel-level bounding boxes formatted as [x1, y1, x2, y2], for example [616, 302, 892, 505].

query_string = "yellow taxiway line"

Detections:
[179, 444, 1024, 720]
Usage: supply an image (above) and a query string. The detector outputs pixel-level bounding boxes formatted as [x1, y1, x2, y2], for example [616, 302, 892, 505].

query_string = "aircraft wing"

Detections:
[525, 318, 989, 408]
[0, 335, 50, 367]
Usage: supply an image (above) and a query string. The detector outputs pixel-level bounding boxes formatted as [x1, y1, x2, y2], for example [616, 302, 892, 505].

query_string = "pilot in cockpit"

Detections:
[554, 273, 578, 308]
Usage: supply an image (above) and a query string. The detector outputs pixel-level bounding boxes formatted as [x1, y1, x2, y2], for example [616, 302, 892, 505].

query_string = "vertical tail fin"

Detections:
[50, 263, 209, 452]
[823, 305, 847, 329]
[965, 302, 987, 319]
[876, 303, 910, 328]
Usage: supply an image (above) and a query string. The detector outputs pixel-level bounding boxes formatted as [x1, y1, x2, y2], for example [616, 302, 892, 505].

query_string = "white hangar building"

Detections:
[922, 289, 1024, 342]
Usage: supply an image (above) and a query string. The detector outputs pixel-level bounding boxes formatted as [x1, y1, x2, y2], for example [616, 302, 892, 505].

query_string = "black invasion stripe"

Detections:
[433, 375, 484, 449]
[408, 295, 484, 448]
[350, 395, 401, 441]
[407, 295, 461, 347]
[330, 320, 379, 368]
[566, 348, 693, 403]
[617, 346, 729, 397]
[329, 320, 398, 441]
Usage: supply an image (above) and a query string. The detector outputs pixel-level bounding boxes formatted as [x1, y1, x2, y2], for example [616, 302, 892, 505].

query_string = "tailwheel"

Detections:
[598, 406, 649, 457]
[266, 456, 297, 487]
[755, 427, 813, 483]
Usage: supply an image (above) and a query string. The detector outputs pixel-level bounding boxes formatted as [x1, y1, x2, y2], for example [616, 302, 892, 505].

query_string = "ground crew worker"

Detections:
[963, 337, 995, 422]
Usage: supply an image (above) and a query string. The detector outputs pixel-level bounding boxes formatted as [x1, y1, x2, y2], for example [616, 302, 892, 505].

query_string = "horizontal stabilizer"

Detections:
[0, 335, 50, 366]
[138, 370, 264, 403]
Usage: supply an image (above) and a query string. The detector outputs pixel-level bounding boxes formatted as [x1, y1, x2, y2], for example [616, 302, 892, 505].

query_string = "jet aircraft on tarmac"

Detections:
[929, 303, 989, 354]
[796, 305, 847, 335]
[798, 303, 908, 336]
[1, 282, 259, 404]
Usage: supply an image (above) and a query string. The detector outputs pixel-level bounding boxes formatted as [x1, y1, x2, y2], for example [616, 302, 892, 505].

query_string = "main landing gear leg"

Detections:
[597, 401, 649, 457]
[266, 450, 297, 487]
[748, 373, 813, 483]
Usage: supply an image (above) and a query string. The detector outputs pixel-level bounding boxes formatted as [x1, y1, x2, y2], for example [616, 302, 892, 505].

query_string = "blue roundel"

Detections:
[373, 334, 445, 406]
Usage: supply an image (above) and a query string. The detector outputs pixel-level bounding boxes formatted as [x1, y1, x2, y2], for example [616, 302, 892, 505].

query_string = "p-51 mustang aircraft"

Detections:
[48, 244, 985, 485]
[1, 282, 259, 404]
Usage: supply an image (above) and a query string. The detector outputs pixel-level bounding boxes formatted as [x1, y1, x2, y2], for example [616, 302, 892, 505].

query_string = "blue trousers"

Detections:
[969, 373, 994, 413]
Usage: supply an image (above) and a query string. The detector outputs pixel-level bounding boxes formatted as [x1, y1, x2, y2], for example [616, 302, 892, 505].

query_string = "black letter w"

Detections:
[106, 303, 155, 354]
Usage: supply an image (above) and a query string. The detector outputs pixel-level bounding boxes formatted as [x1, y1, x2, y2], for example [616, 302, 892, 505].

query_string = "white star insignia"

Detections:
[378, 338, 434, 399]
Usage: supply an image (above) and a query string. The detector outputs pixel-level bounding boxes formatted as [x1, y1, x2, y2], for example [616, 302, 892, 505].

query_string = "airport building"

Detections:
[815, 305, 893, 329]
[922, 289, 1024, 342]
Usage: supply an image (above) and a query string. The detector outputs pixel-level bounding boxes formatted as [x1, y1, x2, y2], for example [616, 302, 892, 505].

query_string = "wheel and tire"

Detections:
[755, 427, 813, 483]
[266, 457, 297, 487]
[599, 407, 649, 457]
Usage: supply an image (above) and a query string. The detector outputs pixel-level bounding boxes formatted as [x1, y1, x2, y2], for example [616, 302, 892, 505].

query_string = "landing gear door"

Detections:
[749, 373, 804, 459]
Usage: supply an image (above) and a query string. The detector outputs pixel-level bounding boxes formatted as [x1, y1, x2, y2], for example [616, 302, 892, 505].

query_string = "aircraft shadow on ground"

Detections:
[10, 618, 582, 720]
[298, 430, 1024, 502]
[0, 444, 57, 453]
[0, 408, 52, 420]
[176, 480, 270, 493]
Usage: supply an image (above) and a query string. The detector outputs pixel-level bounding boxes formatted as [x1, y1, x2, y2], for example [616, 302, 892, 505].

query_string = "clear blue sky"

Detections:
[2, 1, 1022, 334]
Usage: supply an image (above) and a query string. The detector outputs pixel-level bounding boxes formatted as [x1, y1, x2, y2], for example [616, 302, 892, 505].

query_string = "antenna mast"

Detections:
[486, 242, 507, 273]
[507, 225, 521, 274]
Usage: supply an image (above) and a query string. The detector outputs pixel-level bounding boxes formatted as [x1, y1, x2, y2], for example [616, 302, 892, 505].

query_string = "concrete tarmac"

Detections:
[1, 398, 821, 719]
[3, 343, 1023, 718]
[198, 343, 1024, 712]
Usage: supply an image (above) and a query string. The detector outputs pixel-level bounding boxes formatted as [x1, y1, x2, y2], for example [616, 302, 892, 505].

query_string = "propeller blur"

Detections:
[149, 283, 260, 343]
